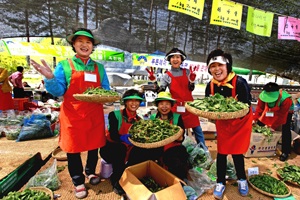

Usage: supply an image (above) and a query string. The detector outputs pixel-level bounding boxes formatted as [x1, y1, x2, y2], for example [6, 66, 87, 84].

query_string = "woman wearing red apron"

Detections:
[205, 49, 252, 199]
[0, 68, 14, 110]
[253, 82, 294, 161]
[30, 28, 110, 199]
[147, 48, 206, 146]
[100, 89, 145, 195]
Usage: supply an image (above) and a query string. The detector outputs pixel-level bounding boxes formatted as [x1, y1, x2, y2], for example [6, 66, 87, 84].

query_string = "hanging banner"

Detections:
[210, 0, 243, 30]
[278, 16, 300, 41]
[168, 0, 205, 20]
[132, 53, 208, 74]
[2, 40, 125, 62]
[246, 6, 274, 37]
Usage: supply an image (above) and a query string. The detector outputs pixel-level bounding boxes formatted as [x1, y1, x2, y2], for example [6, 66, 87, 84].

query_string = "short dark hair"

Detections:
[17, 66, 24, 72]
[70, 28, 95, 53]
[122, 89, 143, 103]
[206, 49, 232, 74]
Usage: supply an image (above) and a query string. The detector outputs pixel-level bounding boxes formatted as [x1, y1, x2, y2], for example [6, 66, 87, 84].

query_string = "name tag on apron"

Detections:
[177, 106, 185, 112]
[265, 111, 274, 117]
[84, 72, 97, 82]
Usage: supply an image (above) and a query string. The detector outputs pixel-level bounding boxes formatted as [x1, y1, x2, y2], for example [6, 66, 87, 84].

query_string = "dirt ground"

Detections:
[21, 105, 300, 199]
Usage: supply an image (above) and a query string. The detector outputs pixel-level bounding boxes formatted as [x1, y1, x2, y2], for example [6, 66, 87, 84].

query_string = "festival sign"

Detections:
[246, 6, 274, 37]
[278, 16, 300, 41]
[210, 0, 243, 30]
[168, 0, 205, 20]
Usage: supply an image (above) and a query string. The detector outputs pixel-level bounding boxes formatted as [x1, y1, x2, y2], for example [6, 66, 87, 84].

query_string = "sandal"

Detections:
[75, 184, 87, 199]
[87, 174, 100, 185]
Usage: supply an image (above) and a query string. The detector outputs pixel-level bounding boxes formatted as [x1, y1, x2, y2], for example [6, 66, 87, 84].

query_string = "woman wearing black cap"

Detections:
[253, 82, 294, 161]
[30, 28, 110, 199]
[205, 49, 252, 199]
[147, 48, 206, 147]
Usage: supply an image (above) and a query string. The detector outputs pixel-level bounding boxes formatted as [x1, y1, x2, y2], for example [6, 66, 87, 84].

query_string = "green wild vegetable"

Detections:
[83, 87, 119, 96]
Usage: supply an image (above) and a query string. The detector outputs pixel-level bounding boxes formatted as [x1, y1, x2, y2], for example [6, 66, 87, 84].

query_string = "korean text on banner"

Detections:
[168, 0, 205, 20]
[210, 0, 243, 30]
[246, 6, 274, 37]
[278, 16, 300, 41]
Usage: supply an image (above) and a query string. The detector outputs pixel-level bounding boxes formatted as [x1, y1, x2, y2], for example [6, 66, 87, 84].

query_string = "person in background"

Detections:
[23, 81, 33, 99]
[30, 28, 110, 199]
[0, 67, 14, 110]
[253, 82, 294, 161]
[8, 66, 25, 98]
[205, 49, 252, 199]
[147, 48, 206, 147]
[150, 91, 189, 180]
[100, 89, 145, 196]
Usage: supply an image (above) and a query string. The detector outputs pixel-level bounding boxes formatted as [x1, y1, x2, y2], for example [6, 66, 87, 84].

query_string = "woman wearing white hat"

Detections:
[150, 91, 189, 180]
[30, 28, 110, 199]
[147, 48, 206, 147]
[205, 49, 252, 199]
[253, 82, 294, 161]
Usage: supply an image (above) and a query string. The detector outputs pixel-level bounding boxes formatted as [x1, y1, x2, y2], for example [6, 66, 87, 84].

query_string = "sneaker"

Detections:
[213, 183, 225, 199]
[87, 174, 100, 185]
[75, 184, 87, 199]
[237, 179, 249, 196]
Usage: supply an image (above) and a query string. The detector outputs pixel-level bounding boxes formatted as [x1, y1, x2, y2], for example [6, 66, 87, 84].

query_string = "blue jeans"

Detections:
[192, 125, 206, 147]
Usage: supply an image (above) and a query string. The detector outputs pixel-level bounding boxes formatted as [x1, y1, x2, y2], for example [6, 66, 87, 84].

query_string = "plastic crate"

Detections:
[13, 98, 29, 111]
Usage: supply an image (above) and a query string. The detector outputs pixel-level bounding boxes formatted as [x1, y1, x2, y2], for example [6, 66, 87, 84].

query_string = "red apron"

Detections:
[59, 59, 106, 153]
[258, 90, 282, 129]
[166, 70, 200, 128]
[0, 85, 14, 110]
[210, 76, 252, 154]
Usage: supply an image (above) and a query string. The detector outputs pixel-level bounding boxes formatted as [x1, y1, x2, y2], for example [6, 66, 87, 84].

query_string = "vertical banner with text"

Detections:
[168, 0, 205, 20]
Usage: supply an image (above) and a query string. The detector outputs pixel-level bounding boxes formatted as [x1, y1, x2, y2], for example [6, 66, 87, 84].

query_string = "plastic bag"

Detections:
[26, 159, 61, 191]
[188, 142, 212, 170]
[186, 167, 216, 197]
[17, 114, 53, 141]
[207, 158, 237, 181]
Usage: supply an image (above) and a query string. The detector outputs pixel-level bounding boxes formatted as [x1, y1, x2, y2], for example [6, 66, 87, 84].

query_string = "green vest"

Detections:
[150, 112, 180, 125]
[60, 56, 105, 88]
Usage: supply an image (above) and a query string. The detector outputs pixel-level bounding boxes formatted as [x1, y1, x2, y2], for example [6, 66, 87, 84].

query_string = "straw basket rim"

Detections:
[128, 128, 183, 149]
[73, 94, 120, 103]
[28, 186, 54, 200]
[52, 147, 67, 161]
[248, 174, 291, 198]
[276, 168, 300, 187]
[185, 103, 249, 120]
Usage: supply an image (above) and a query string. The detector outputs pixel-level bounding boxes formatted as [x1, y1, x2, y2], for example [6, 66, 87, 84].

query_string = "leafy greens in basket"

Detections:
[188, 93, 248, 112]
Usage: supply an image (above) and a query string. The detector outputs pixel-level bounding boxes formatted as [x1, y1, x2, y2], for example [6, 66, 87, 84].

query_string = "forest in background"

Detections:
[0, 0, 300, 82]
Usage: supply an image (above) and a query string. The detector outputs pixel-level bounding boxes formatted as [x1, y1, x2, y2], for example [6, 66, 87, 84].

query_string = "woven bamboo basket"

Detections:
[185, 103, 249, 120]
[73, 94, 120, 103]
[29, 186, 54, 200]
[277, 168, 300, 187]
[128, 128, 184, 149]
[52, 147, 67, 161]
[248, 175, 291, 198]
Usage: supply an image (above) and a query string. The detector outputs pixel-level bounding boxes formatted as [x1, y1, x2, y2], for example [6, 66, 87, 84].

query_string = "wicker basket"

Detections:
[29, 186, 54, 200]
[52, 147, 67, 161]
[248, 175, 291, 198]
[128, 128, 184, 149]
[277, 168, 300, 187]
[73, 94, 120, 103]
[185, 103, 249, 120]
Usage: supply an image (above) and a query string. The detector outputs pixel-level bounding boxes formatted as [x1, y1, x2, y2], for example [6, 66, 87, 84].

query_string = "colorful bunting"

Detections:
[246, 6, 274, 37]
[168, 0, 205, 20]
[210, 0, 243, 30]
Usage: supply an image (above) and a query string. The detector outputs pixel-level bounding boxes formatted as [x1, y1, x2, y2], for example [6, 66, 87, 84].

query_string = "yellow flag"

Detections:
[168, 0, 205, 20]
[210, 0, 243, 30]
[246, 6, 274, 37]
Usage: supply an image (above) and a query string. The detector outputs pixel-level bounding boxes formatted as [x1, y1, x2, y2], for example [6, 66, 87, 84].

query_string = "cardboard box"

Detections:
[244, 131, 281, 157]
[201, 121, 216, 140]
[119, 160, 186, 200]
